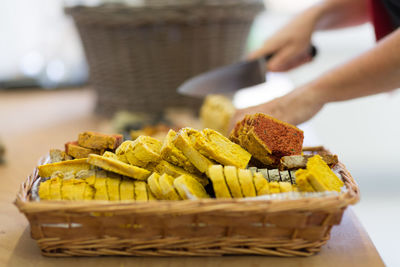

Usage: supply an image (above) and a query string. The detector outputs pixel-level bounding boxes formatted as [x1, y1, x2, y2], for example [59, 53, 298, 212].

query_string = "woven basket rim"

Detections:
[65, 2, 264, 26]
[66, 1, 264, 9]
[15, 147, 360, 216]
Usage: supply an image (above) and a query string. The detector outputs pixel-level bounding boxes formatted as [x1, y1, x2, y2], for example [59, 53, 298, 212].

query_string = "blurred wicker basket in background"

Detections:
[66, 0, 264, 116]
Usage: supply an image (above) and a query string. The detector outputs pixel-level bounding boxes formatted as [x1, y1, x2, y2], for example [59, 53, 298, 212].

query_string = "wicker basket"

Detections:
[15, 147, 359, 257]
[65, 1, 264, 116]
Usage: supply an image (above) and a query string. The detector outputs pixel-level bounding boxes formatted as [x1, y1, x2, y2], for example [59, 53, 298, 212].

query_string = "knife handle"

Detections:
[264, 44, 318, 61]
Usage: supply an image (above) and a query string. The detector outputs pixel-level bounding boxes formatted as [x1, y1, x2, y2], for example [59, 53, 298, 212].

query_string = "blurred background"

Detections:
[1, 0, 399, 265]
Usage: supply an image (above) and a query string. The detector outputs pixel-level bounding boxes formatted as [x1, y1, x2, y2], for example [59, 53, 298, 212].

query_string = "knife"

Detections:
[177, 45, 317, 98]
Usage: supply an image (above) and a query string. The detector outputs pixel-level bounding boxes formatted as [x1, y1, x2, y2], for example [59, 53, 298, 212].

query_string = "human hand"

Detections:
[230, 86, 324, 129]
[248, 8, 320, 72]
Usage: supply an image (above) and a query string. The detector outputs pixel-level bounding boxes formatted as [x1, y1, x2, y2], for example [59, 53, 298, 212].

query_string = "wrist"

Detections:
[302, 3, 327, 30]
[296, 82, 329, 108]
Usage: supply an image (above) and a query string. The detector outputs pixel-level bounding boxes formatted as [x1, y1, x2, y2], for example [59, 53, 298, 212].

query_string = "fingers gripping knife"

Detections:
[177, 45, 317, 97]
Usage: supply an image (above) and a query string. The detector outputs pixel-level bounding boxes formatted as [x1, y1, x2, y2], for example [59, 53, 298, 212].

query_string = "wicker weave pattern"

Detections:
[15, 147, 359, 257]
[66, 2, 264, 116]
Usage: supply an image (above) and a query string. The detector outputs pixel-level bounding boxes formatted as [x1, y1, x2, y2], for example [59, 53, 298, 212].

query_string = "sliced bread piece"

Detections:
[87, 154, 151, 180]
[93, 170, 109, 200]
[207, 165, 232, 199]
[134, 181, 148, 201]
[253, 172, 268, 195]
[65, 141, 101, 159]
[103, 151, 119, 160]
[279, 182, 293, 193]
[173, 128, 214, 173]
[120, 136, 162, 168]
[78, 131, 123, 150]
[294, 169, 315, 192]
[49, 176, 63, 200]
[147, 172, 163, 200]
[106, 172, 121, 201]
[193, 128, 251, 169]
[173, 175, 210, 200]
[38, 158, 91, 178]
[237, 169, 256, 197]
[200, 94, 235, 136]
[269, 181, 281, 194]
[38, 179, 51, 200]
[160, 129, 198, 173]
[230, 113, 303, 166]
[279, 154, 339, 170]
[223, 166, 243, 198]
[155, 160, 208, 186]
[159, 174, 181, 200]
[307, 155, 343, 192]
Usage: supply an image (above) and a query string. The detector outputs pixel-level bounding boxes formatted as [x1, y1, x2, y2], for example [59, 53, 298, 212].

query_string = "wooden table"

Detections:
[0, 88, 384, 267]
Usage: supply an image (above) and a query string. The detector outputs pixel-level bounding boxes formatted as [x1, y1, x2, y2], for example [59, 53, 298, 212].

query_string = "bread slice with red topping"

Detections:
[230, 113, 303, 167]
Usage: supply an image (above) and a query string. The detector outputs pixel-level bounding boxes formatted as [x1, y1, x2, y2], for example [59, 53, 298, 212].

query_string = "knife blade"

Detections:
[177, 45, 317, 98]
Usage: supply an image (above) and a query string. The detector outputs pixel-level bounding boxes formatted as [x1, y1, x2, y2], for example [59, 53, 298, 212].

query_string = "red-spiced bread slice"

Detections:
[229, 113, 303, 166]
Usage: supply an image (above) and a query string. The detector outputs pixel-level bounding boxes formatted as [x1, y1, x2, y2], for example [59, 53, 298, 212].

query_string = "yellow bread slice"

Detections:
[294, 169, 315, 192]
[173, 175, 210, 200]
[155, 160, 208, 186]
[194, 128, 251, 169]
[269, 182, 280, 194]
[253, 172, 269, 195]
[173, 128, 214, 173]
[258, 182, 271, 195]
[147, 184, 157, 200]
[223, 166, 243, 198]
[38, 179, 51, 200]
[71, 179, 87, 200]
[279, 182, 293, 193]
[61, 179, 75, 200]
[81, 170, 96, 186]
[120, 178, 135, 200]
[87, 154, 150, 180]
[159, 174, 181, 200]
[38, 158, 91, 178]
[147, 172, 163, 199]
[207, 165, 231, 198]
[106, 172, 121, 201]
[160, 129, 198, 173]
[134, 181, 148, 201]
[103, 151, 119, 160]
[237, 169, 256, 197]
[61, 179, 87, 200]
[115, 141, 131, 163]
[307, 174, 330, 191]
[49, 177, 63, 200]
[119, 136, 162, 168]
[93, 170, 109, 200]
[83, 183, 95, 200]
[307, 155, 344, 192]
[200, 94, 235, 136]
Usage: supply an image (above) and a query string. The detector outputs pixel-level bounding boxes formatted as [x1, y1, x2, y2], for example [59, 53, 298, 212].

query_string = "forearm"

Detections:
[308, 29, 400, 104]
[305, 0, 369, 31]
